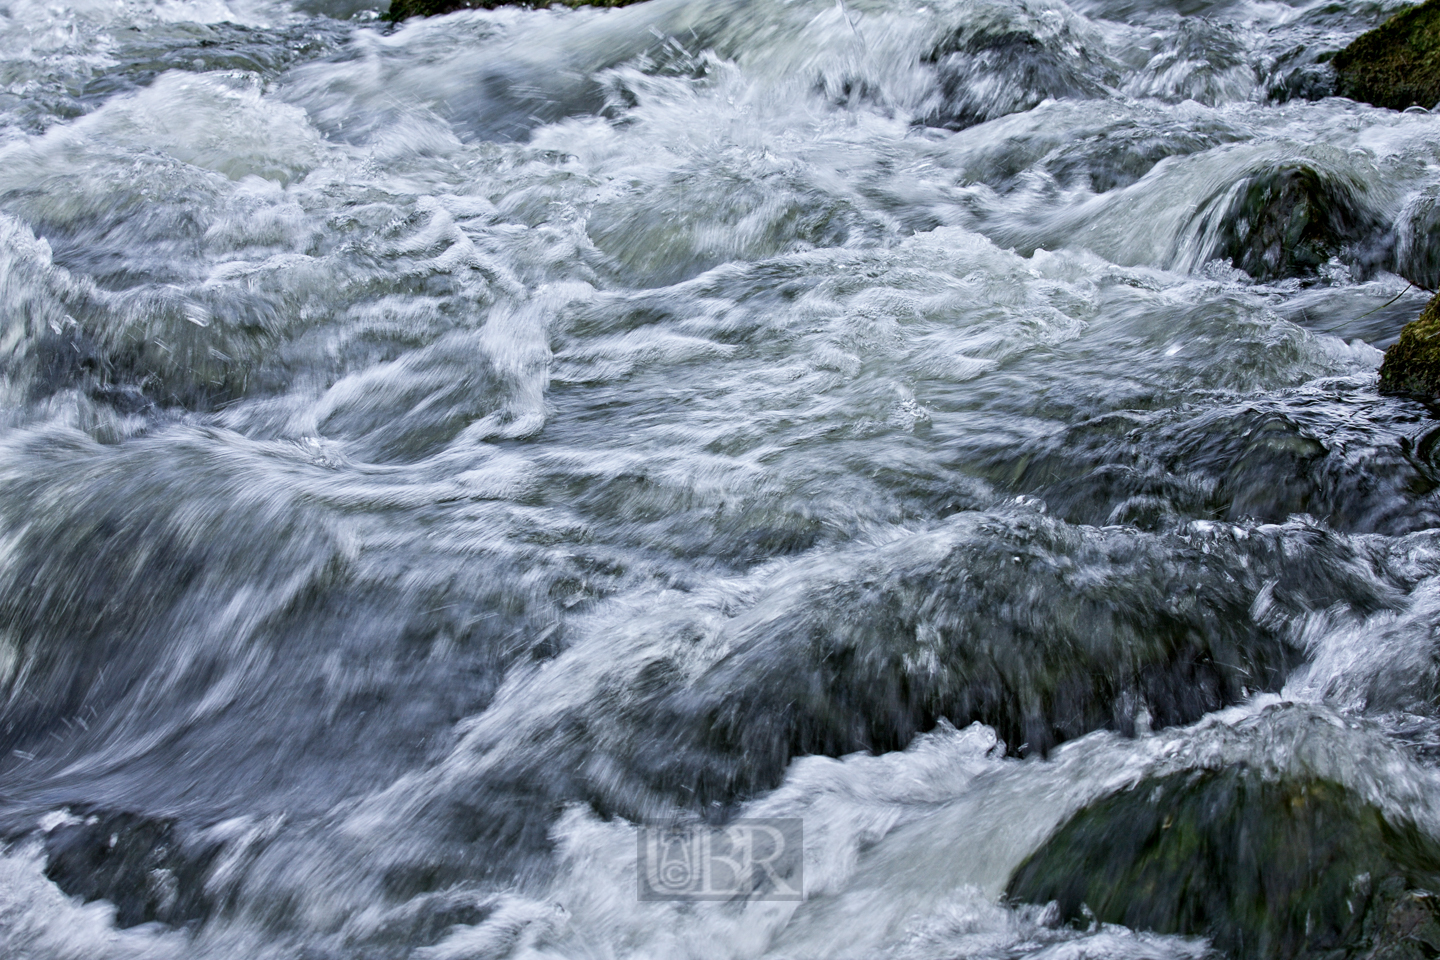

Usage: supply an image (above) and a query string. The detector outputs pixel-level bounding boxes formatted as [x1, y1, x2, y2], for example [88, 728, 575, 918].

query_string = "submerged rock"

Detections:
[917, 1, 1118, 130]
[1007, 766, 1440, 960]
[37, 809, 222, 928]
[384, 0, 643, 21]
[1394, 186, 1440, 289]
[1333, 0, 1440, 111]
[1368, 889, 1440, 960]
[1379, 293, 1440, 398]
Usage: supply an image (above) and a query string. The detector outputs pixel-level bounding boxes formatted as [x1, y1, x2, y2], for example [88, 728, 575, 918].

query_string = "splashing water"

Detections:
[4, 0, 1440, 957]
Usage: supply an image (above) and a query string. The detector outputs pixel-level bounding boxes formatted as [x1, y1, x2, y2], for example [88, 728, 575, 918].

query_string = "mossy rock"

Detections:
[1333, 0, 1440, 111]
[384, 0, 644, 21]
[1006, 766, 1440, 960]
[1201, 158, 1382, 282]
[1379, 292, 1440, 398]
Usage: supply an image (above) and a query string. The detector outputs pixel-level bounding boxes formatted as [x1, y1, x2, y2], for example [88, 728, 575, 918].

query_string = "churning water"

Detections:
[5, 0, 1440, 956]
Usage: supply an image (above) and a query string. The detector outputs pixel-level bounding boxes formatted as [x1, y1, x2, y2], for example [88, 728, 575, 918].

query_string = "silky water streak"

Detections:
[0, 0, 1439, 958]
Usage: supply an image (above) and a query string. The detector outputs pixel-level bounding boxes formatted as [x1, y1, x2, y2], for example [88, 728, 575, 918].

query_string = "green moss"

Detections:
[1333, 0, 1440, 111]
[1379, 292, 1440, 397]
[1007, 766, 1440, 960]
[384, 0, 644, 22]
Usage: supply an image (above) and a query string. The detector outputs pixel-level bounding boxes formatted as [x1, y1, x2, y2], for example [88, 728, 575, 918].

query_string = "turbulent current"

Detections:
[7, 0, 1440, 956]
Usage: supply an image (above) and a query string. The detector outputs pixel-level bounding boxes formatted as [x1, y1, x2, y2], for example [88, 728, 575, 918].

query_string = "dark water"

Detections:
[5, 0, 1440, 956]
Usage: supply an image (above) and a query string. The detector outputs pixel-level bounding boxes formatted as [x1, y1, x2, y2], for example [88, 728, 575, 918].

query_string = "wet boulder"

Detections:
[1007, 765, 1440, 960]
[917, 2, 1119, 130]
[1043, 121, 1247, 195]
[1195, 157, 1384, 281]
[36, 809, 224, 928]
[1379, 292, 1440, 398]
[1368, 888, 1440, 960]
[384, 0, 642, 21]
[1333, 0, 1440, 111]
[458, 514, 1401, 825]
[1394, 185, 1440, 290]
[1122, 17, 1256, 106]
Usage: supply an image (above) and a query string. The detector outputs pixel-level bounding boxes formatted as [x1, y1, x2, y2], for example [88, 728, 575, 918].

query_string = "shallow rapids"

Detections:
[5, 0, 1440, 957]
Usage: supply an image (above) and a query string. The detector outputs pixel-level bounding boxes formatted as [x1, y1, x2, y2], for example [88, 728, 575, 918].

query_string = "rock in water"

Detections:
[385, 0, 643, 21]
[38, 810, 222, 928]
[1366, 889, 1440, 960]
[1198, 158, 1381, 282]
[1333, 0, 1440, 112]
[1006, 766, 1440, 960]
[1379, 293, 1440, 398]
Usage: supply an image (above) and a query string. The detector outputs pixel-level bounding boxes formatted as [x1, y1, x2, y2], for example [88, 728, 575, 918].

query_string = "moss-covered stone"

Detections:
[1379, 292, 1440, 397]
[1006, 766, 1440, 960]
[1333, 0, 1440, 111]
[1201, 158, 1382, 282]
[384, 0, 643, 22]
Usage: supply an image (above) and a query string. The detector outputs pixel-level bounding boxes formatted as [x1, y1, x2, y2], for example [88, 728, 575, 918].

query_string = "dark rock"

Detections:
[918, 21, 1116, 131]
[384, 0, 644, 23]
[1379, 293, 1440, 398]
[1195, 157, 1385, 281]
[1264, 45, 1339, 105]
[1333, 0, 1440, 111]
[1395, 186, 1440, 289]
[1124, 17, 1254, 106]
[39, 809, 224, 928]
[1364, 886, 1440, 960]
[436, 514, 1402, 839]
[609, 516, 1313, 806]
[1007, 766, 1440, 960]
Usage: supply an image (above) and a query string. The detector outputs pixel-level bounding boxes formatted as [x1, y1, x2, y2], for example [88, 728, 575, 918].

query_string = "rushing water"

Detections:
[5, 0, 1440, 956]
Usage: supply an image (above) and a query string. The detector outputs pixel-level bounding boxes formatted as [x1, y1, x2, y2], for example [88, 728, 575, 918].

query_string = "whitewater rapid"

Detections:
[4, 0, 1440, 957]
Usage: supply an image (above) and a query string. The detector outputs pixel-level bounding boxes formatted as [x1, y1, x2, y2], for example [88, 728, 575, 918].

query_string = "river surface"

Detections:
[4, 0, 1440, 956]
